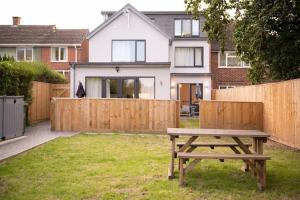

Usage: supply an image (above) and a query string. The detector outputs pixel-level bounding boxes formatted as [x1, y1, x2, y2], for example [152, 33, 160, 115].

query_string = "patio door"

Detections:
[105, 78, 138, 98]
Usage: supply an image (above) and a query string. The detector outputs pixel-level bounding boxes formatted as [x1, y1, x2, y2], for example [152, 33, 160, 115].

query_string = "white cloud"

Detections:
[2, 0, 186, 30]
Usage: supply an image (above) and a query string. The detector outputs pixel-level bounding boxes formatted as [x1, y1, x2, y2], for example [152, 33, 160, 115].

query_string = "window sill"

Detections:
[16, 60, 33, 62]
[174, 66, 204, 68]
[51, 60, 69, 63]
[218, 66, 250, 69]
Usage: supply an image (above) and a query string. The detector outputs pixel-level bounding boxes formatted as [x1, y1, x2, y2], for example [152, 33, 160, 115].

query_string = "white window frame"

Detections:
[174, 19, 200, 37]
[56, 70, 70, 76]
[16, 47, 33, 62]
[218, 51, 250, 68]
[218, 85, 236, 89]
[51, 47, 68, 62]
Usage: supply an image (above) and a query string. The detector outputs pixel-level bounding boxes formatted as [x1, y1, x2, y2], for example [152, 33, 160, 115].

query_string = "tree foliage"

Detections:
[185, 0, 300, 84]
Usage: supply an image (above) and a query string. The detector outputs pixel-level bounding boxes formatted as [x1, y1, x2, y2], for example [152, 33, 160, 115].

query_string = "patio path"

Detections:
[0, 121, 78, 161]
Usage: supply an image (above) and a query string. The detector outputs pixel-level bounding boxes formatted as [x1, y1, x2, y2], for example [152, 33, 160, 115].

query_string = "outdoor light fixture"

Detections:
[115, 66, 120, 72]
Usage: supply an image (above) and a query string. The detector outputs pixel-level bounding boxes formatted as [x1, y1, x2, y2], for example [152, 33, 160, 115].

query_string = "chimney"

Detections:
[12, 16, 21, 26]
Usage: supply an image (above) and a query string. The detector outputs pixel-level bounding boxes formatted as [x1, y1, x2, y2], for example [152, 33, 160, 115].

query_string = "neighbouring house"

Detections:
[210, 26, 250, 89]
[0, 16, 89, 81]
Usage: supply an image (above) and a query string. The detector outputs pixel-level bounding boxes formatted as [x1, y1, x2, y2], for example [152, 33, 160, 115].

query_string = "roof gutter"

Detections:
[0, 44, 82, 47]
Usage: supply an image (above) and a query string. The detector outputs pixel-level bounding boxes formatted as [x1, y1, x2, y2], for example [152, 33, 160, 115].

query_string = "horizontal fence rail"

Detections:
[212, 79, 300, 149]
[200, 100, 263, 130]
[28, 81, 70, 124]
[50, 98, 180, 133]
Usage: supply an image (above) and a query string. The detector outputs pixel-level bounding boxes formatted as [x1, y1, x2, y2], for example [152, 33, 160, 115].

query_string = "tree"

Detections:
[185, 0, 300, 84]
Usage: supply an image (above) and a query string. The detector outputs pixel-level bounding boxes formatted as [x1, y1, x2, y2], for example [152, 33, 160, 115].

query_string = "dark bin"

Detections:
[0, 96, 25, 140]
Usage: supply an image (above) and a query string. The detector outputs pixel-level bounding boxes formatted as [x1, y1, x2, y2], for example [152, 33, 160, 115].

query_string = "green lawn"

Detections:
[0, 121, 299, 200]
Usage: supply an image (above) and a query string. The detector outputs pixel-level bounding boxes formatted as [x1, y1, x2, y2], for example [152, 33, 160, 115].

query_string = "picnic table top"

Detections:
[167, 128, 270, 138]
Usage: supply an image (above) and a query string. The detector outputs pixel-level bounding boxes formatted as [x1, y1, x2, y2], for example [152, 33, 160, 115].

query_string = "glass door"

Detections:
[106, 79, 119, 98]
[122, 79, 136, 98]
[105, 78, 137, 98]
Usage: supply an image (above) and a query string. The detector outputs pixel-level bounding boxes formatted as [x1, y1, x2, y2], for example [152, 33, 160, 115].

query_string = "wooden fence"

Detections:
[50, 98, 180, 133]
[212, 79, 300, 149]
[200, 100, 263, 130]
[28, 81, 70, 124]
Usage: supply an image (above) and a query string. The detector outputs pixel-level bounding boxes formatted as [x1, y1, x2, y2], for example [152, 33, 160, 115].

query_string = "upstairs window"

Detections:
[16, 47, 33, 61]
[175, 47, 203, 67]
[219, 52, 250, 68]
[112, 40, 145, 62]
[174, 19, 200, 37]
[51, 47, 67, 62]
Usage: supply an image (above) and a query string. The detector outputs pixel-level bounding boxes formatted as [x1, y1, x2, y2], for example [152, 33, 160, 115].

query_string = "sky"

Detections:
[1, 0, 186, 31]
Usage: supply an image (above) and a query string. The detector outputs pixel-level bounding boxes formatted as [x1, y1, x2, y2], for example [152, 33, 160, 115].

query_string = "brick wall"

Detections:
[211, 52, 250, 89]
[78, 39, 89, 62]
[41, 44, 90, 70]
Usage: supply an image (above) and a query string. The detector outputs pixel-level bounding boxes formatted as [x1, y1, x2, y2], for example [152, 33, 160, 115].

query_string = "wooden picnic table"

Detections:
[167, 128, 270, 191]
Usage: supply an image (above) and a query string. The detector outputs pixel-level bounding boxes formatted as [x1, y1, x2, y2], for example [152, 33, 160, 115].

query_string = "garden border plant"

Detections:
[0, 61, 65, 104]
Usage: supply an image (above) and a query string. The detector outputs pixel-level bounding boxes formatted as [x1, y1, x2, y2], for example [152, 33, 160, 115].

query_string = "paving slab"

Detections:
[0, 121, 78, 161]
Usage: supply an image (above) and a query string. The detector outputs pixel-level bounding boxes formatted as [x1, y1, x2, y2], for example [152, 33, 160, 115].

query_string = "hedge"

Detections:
[0, 61, 66, 103]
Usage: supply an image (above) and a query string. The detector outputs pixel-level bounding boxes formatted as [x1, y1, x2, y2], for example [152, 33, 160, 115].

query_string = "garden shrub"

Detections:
[0, 61, 65, 104]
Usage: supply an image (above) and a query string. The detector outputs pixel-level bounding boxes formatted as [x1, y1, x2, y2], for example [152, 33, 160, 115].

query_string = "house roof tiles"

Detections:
[0, 25, 88, 45]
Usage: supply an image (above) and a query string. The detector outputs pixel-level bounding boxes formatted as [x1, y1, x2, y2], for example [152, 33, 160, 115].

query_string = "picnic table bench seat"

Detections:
[176, 142, 252, 149]
[177, 152, 270, 160]
[177, 152, 270, 191]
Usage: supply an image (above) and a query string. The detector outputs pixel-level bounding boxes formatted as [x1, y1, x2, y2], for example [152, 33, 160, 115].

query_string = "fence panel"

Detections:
[51, 98, 180, 133]
[212, 79, 300, 149]
[200, 100, 263, 131]
[28, 81, 70, 124]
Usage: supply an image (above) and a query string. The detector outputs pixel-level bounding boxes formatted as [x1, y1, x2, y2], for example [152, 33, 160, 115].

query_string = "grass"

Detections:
[180, 117, 199, 128]
[0, 120, 299, 200]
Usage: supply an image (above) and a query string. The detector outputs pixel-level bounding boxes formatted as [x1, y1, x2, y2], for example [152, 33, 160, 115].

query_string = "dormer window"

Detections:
[174, 19, 200, 37]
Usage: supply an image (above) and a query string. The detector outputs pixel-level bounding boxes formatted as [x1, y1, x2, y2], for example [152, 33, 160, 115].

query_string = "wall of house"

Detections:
[211, 52, 250, 89]
[170, 75, 211, 100]
[170, 40, 210, 74]
[41, 47, 76, 70]
[78, 39, 89, 62]
[0, 47, 16, 58]
[71, 65, 171, 100]
[89, 11, 170, 62]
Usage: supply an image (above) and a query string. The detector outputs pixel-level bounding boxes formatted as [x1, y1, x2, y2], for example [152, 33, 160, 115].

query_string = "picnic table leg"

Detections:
[256, 160, 266, 191]
[168, 136, 176, 179]
[252, 138, 258, 176]
[179, 158, 185, 186]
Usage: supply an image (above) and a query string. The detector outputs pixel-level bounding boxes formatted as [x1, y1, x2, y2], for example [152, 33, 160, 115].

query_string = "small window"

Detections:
[51, 47, 67, 61]
[16, 47, 33, 61]
[219, 51, 250, 68]
[219, 85, 236, 89]
[112, 40, 145, 62]
[175, 47, 203, 67]
[174, 19, 200, 37]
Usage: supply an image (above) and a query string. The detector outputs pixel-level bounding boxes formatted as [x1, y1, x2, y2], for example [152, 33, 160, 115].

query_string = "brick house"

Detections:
[0, 17, 89, 81]
[210, 27, 250, 89]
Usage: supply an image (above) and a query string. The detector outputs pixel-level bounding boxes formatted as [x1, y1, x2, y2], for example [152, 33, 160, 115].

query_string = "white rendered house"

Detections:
[71, 4, 212, 112]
